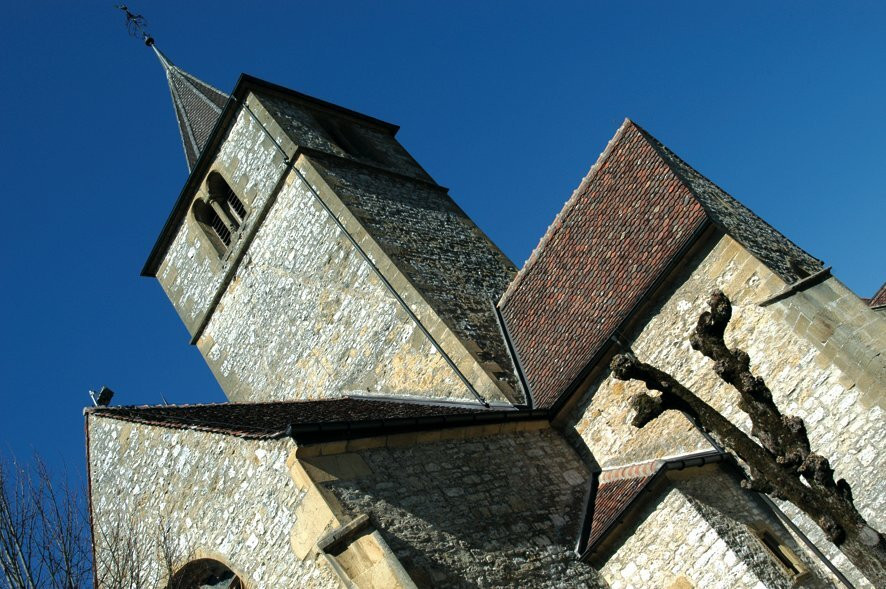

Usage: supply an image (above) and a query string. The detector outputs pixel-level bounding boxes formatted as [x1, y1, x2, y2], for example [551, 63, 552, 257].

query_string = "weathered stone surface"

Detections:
[198, 165, 475, 403]
[600, 469, 832, 588]
[319, 429, 603, 588]
[308, 153, 520, 397]
[565, 232, 885, 587]
[88, 417, 338, 588]
[157, 103, 287, 334]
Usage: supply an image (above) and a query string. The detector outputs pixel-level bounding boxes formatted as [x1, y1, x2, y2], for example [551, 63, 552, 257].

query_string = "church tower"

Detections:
[141, 42, 525, 407]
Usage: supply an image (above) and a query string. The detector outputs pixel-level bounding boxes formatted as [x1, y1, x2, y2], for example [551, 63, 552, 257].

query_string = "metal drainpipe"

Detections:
[235, 97, 490, 408]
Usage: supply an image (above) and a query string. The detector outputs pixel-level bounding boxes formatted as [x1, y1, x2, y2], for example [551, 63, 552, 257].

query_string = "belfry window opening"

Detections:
[193, 172, 249, 256]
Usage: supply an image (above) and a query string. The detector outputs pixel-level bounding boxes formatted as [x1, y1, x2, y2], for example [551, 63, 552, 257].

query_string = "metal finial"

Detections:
[116, 5, 153, 45]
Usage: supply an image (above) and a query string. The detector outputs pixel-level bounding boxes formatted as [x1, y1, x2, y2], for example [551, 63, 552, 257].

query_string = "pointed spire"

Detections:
[146, 37, 229, 171]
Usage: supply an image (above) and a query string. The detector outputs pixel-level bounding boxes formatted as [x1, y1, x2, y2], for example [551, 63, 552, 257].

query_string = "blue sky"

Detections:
[1, 2, 883, 474]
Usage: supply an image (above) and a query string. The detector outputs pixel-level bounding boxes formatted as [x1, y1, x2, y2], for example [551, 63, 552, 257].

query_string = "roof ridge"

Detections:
[633, 123, 823, 283]
[497, 118, 635, 308]
[598, 459, 663, 483]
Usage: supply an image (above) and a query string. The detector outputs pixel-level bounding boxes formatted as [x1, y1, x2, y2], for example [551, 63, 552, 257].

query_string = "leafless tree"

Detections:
[0, 454, 225, 588]
[0, 456, 90, 589]
[93, 513, 194, 589]
[611, 289, 885, 585]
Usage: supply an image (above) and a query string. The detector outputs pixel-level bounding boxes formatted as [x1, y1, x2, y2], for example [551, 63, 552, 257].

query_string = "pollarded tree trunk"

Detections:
[610, 290, 886, 586]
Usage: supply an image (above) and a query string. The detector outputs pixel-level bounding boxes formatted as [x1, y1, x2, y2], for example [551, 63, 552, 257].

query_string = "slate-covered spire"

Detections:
[147, 37, 229, 171]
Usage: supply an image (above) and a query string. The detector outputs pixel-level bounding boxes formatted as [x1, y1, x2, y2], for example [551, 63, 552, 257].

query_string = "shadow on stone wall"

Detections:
[319, 429, 607, 588]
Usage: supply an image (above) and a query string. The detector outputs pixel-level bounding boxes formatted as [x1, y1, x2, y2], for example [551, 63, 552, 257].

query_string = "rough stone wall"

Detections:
[565, 232, 885, 586]
[87, 417, 338, 589]
[197, 162, 475, 403]
[259, 92, 432, 182]
[157, 102, 288, 334]
[599, 470, 831, 589]
[308, 153, 521, 398]
[318, 428, 603, 588]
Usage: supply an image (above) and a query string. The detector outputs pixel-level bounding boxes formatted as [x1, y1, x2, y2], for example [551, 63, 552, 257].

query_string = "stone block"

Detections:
[302, 454, 373, 483]
[438, 426, 469, 441]
[320, 440, 349, 456]
[807, 317, 835, 344]
[386, 432, 420, 448]
[516, 420, 549, 432]
[346, 436, 387, 452]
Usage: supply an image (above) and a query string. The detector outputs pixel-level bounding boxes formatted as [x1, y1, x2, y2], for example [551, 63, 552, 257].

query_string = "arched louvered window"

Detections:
[193, 172, 249, 257]
[208, 172, 248, 228]
[192, 198, 231, 255]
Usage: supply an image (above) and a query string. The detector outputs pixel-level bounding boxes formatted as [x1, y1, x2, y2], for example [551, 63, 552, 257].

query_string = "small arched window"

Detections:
[193, 172, 249, 257]
[167, 558, 243, 589]
[192, 198, 231, 255]
[208, 172, 248, 228]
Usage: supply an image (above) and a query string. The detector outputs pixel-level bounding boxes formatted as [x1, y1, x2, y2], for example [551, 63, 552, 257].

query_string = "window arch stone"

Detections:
[166, 558, 243, 589]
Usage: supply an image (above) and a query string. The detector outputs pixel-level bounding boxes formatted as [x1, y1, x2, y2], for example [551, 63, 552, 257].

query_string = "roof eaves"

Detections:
[85, 396, 548, 442]
[580, 450, 725, 560]
[237, 74, 400, 134]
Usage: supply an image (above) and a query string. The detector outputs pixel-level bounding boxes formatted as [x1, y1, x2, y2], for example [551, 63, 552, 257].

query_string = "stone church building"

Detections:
[86, 41, 885, 588]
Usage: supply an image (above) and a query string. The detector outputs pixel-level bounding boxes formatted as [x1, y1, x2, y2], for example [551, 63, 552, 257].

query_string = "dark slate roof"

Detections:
[151, 44, 229, 172]
[638, 126, 823, 283]
[586, 473, 656, 550]
[498, 119, 823, 409]
[870, 282, 886, 309]
[86, 397, 516, 440]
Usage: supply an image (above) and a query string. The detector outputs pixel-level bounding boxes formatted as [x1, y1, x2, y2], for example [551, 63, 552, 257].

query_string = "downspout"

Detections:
[491, 300, 535, 409]
[758, 494, 854, 588]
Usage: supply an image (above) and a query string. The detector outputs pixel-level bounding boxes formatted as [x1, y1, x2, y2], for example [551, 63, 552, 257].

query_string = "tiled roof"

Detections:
[151, 44, 229, 172]
[499, 120, 707, 408]
[870, 282, 886, 308]
[87, 397, 497, 440]
[499, 119, 823, 409]
[639, 127, 823, 283]
[586, 472, 657, 550]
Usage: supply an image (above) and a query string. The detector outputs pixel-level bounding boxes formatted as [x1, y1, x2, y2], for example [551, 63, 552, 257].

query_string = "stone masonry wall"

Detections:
[565, 232, 885, 586]
[87, 417, 339, 589]
[197, 162, 475, 403]
[157, 102, 288, 335]
[317, 427, 603, 588]
[308, 153, 521, 398]
[600, 469, 831, 589]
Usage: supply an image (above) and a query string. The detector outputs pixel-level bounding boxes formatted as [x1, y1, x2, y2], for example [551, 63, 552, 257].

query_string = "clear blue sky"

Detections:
[1, 2, 883, 475]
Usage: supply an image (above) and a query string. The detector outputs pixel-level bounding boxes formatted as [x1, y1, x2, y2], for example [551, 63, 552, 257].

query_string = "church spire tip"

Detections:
[118, 5, 229, 172]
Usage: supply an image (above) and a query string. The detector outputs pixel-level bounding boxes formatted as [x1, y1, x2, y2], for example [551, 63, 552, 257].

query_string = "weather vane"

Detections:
[117, 4, 154, 46]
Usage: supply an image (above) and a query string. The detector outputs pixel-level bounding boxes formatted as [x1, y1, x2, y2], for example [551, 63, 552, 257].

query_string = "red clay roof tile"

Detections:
[499, 120, 822, 409]
[499, 120, 707, 408]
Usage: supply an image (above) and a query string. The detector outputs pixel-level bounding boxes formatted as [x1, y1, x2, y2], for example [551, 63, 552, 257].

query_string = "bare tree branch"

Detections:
[611, 290, 886, 584]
